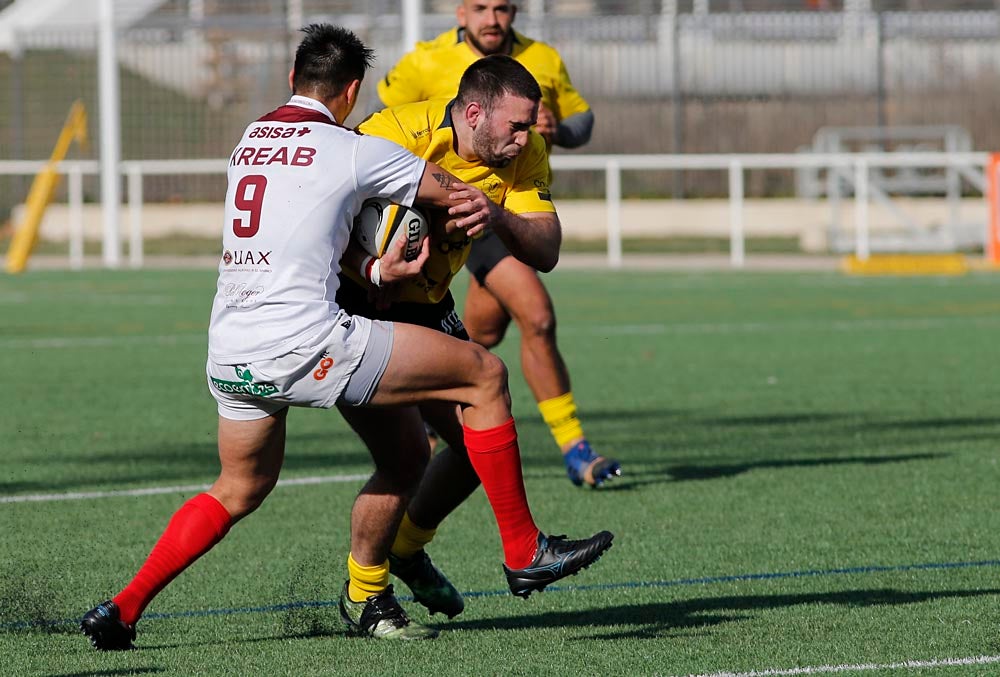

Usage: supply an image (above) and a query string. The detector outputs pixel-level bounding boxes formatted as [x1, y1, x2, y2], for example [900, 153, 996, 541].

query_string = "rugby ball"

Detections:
[352, 197, 428, 262]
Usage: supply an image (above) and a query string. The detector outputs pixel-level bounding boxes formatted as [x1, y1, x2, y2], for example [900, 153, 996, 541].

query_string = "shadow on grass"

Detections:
[667, 452, 944, 481]
[860, 416, 1000, 431]
[0, 431, 373, 494]
[449, 587, 1000, 639]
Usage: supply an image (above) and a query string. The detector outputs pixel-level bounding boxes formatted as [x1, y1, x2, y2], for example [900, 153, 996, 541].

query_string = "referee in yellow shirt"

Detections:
[378, 0, 621, 489]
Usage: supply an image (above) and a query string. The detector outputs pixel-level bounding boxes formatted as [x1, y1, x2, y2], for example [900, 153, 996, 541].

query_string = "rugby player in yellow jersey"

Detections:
[377, 0, 621, 490]
[337, 55, 614, 619]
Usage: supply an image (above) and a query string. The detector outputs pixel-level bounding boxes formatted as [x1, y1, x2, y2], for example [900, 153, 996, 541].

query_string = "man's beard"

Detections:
[466, 30, 512, 56]
[473, 126, 512, 168]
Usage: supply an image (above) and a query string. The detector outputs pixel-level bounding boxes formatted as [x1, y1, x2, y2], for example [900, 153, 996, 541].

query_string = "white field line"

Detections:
[0, 334, 205, 349]
[682, 654, 1000, 677]
[4, 315, 1000, 351]
[0, 473, 369, 504]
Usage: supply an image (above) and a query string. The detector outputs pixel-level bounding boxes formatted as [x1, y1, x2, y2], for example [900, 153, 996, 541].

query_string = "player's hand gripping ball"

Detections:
[353, 197, 429, 262]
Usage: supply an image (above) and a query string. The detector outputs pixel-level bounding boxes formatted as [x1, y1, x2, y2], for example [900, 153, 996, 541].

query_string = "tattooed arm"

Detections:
[414, 162, 497, 237]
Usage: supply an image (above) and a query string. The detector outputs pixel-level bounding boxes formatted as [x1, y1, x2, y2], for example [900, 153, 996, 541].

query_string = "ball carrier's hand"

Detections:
[377, 233, 431, 285]
[446, 186, 503, 239]
[368, 234, 431, 311]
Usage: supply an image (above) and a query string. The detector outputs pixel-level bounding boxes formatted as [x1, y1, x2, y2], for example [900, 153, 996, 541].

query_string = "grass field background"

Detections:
[3, 267, 1000, 676]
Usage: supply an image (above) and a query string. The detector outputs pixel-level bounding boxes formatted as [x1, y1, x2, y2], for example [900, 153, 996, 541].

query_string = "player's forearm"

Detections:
[414, 161, 466, 209]
[491, 211, 561, 272]
[554, 110, 594, 149]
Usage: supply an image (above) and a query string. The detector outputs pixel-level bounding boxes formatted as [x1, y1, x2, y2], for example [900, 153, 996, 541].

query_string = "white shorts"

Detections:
[207, 312, 394, 421]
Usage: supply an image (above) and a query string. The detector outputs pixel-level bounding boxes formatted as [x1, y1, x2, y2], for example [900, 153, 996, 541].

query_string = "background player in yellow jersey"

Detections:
[377, 0, 620, 488]
[342, 55, 612, 620]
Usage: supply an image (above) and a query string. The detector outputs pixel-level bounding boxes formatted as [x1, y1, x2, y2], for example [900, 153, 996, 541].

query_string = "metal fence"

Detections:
[4, 0, 1000, 220]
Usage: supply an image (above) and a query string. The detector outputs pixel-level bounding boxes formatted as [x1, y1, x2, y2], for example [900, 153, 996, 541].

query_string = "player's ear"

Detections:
[510, 4, 517, 23]
[456, 4, 466, 27]
[344, 79, 361, 116]
[288, 68, 295, 93]
[464, 101, 482, 128]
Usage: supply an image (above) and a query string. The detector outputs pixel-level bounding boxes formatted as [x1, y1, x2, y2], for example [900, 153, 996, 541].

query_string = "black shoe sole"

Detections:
[508, 535, 614, 599]
[80, 621, 135, 651]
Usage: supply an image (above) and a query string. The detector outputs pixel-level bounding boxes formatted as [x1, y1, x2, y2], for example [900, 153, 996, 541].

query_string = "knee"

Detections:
[466, 313, 509, 349]
[471, 324, 505, 349]
[212, 477, 276, 520]
[473, 347, 510, 402]
[516, 303, 556, 342]
[374, 457, 427, 498]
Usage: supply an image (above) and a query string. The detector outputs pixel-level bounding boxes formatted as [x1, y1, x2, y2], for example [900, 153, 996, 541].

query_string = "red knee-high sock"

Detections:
[113, 493, 232, 625]
[463, 418, 540, 569]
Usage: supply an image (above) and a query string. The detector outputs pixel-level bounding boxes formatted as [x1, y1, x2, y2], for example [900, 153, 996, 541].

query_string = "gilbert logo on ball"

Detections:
[353, 198, 429, 262]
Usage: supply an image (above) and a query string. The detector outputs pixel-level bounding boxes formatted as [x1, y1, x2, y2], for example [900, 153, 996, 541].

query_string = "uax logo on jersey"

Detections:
[224, 250, 273, 266]
[313, 355, 335, 381]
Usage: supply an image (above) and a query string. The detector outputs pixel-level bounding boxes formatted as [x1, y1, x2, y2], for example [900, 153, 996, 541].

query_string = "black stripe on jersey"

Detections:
[438, 99, 457, 130]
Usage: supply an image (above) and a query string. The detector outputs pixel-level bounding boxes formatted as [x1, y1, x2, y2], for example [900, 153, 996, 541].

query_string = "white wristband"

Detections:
[360, 255, 382, 287]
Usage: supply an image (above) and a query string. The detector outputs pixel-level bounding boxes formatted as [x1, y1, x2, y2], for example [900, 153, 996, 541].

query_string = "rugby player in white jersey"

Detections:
[80, 24, 612, 649]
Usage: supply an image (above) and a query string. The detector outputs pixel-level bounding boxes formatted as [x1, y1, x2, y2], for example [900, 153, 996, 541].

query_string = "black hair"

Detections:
[454, 54, 542, 113]
[292, 24, 375, 99]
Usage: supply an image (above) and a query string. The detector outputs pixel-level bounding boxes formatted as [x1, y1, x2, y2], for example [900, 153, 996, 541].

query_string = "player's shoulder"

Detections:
[390, 98, 451, 128]
[418, 28, 461, 50]
[512, 30, 563, 63]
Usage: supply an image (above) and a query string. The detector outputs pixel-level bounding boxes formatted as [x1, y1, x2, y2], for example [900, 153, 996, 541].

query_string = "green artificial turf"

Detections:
[2, 268, 1000, 676]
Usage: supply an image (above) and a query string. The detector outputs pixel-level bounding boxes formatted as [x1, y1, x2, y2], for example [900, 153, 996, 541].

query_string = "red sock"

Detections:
[463, 418, 540, 569]
[113, 493, 232, 625]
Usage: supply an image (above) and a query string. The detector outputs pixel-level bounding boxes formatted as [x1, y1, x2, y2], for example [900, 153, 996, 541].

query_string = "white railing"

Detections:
[0, 152, 990, 270]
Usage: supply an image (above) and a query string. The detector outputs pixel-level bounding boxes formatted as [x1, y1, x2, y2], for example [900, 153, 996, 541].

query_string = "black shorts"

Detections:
[336, 275, 469, 340]
[463, 230, 512, 285]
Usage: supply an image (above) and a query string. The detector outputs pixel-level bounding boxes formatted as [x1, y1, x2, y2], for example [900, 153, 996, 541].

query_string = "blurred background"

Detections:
[2, 0, 999, 261]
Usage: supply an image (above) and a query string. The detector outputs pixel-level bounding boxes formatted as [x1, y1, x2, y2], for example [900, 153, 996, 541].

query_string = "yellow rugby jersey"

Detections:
[377, 28, 590, 139]
[352, 98, 555, 304]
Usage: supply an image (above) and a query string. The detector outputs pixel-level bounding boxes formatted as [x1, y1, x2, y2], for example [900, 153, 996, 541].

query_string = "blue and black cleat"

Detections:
[563, 441, 622, 488]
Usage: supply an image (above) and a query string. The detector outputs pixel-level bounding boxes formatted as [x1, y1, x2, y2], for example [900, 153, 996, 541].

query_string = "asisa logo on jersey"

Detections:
[222, 250, 272, 266]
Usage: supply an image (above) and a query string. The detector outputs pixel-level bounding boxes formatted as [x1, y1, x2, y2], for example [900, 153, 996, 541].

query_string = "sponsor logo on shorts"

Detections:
[313, 354, 335, 381]
[441, 310, 466, 337]
[211, 365, 278, 396]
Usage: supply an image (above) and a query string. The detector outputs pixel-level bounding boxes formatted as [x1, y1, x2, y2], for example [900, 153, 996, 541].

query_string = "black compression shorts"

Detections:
[463, 230, 512, 285]
[336, 275, 469, 340]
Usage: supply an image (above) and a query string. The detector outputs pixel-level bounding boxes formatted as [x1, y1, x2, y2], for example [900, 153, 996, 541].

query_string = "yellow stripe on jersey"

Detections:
[377, 28, 591, 133]
[353, 98, 555, 305]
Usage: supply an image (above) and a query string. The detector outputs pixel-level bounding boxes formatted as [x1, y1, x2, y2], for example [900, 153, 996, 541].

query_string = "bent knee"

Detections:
[517, 306, 556, 340]
[212, 480, 275, 519]
[470, 345, 509, 397]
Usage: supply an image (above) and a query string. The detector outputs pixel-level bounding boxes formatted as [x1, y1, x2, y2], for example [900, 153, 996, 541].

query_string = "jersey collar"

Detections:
[287, 95, 336, 122]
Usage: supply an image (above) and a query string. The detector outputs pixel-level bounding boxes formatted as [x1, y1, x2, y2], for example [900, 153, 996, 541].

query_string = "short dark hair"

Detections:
[292, 24, 375, 99]
[454, 55, 542, 113]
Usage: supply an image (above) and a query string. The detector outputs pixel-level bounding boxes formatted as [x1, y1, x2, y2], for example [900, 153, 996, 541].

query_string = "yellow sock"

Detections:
[390, 512, 437, 560]
[347, 552, 389, 603]
[538, 392, 585, 449]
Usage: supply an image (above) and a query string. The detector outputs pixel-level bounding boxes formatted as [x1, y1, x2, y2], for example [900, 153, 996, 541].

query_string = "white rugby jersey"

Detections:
[208, 95, 426, 363]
